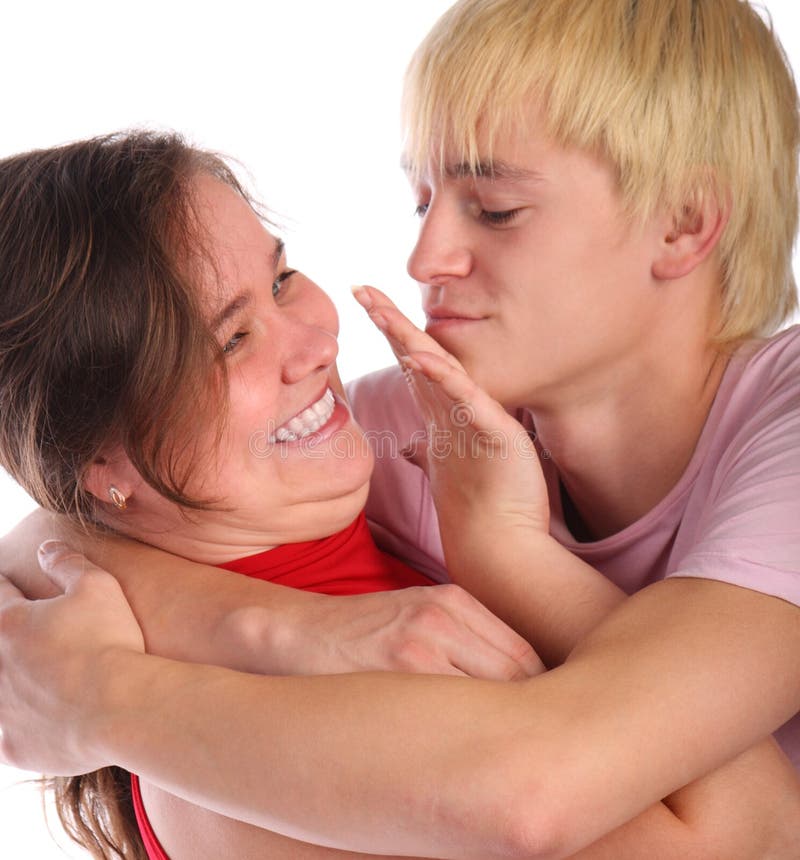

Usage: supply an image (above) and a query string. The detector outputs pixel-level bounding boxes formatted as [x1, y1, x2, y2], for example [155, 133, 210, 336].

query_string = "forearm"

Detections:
[84, 581, 800, 860]
[1, 512, 542, 680]
[440, 520, 622, 667]
[0, 509, 316, 671]
[97, 653, 549, 860]
[569, 738, 800, 859]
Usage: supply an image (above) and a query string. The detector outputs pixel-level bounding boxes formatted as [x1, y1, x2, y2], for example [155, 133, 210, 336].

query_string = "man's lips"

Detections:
[424, 308, 486, 322]
[424, 309, 488, 331]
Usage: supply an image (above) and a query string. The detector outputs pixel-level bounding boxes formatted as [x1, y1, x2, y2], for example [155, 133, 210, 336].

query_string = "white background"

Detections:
[0, 2, 798, 856]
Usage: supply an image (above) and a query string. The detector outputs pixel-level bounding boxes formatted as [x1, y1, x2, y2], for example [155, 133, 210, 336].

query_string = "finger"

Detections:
[372, 307, 462, 371]
[402, 357, 467, 422]
[351, 284, 399, 314]
[401, 360, 443, 432]
[446, 615, 544, 680]
[432, 586, 545, 678]
[405, 351, 533, 447]
[452, 637, 544, 681]
[457, 621, 545, 680]
[352, 285, 463, 370]
[0, 572, 27, 606]
[37, 541, 92, 593]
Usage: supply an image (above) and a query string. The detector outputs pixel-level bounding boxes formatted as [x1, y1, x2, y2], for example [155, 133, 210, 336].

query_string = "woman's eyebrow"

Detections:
[211, 293, 253, 333]
[211, 238, 286, 333]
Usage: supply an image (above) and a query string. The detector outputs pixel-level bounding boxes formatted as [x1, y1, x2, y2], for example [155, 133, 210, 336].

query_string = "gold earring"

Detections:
[108, 485, 127, 511]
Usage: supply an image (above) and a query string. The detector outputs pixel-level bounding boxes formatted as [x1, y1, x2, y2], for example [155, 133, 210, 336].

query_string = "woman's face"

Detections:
[126, 175, 374, 558]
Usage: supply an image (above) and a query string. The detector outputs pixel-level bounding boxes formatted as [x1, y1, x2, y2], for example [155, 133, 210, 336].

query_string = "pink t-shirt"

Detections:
[347, 325, 800, 770]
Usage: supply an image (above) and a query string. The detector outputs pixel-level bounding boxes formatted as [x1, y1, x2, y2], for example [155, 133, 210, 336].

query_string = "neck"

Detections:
[108, 487, 369, 566]
[530, 324, 730, 541]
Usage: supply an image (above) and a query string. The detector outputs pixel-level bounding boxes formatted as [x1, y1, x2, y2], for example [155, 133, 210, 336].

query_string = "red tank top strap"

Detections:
[131, 773, 171, 860]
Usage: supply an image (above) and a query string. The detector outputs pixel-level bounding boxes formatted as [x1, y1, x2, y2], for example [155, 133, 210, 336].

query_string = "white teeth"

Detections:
[269, 389, 335, 443]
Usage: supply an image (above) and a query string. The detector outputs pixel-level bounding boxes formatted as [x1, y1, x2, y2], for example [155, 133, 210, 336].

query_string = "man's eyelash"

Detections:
[273, 269, 297, 297]
[479, 209, 520, 225]
[413, 203, 520, 225]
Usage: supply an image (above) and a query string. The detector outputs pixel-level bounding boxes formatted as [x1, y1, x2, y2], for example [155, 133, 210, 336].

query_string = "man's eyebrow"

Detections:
[400, 157, 542, 182]
[271, 238, 285, 272]
[211, 239, 286, 333]
[446, 160, 542, 181]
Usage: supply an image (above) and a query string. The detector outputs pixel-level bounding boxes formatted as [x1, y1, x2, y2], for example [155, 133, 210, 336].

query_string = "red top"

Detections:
[131, 512, 433, 859]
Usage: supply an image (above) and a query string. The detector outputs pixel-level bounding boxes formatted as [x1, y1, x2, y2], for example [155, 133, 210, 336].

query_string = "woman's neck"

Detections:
[106, 486, 369, 566]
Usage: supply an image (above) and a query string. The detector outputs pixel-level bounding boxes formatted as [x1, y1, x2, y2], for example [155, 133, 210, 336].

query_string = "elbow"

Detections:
[483, 786, 570, 860]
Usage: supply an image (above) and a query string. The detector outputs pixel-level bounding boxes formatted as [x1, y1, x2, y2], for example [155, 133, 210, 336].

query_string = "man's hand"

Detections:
[1, 511, 544, 680]
[352, 284, 550, 537]
[0, 541, 144, 775]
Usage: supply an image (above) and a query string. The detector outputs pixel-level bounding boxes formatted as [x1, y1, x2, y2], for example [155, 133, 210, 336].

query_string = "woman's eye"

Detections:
[414, 203, 429, 218]
[222, 331, 247, 355]
[273, 269, 297, 298]
[479, 208, 520, 226]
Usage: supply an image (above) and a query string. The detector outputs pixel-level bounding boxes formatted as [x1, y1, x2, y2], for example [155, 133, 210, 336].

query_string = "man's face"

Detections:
[406, 122, 669, 411]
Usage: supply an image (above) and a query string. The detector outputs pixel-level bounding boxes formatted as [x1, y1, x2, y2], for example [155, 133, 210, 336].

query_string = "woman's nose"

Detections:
[281, 319, 339, 385]
[407, 202, 473, 284]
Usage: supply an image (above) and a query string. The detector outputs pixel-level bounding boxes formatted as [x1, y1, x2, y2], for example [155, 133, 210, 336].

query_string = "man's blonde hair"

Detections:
[403, 0, 799, 341]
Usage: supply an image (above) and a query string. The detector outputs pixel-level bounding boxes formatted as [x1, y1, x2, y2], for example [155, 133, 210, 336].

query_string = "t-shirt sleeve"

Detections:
[667, 334, 800, 608]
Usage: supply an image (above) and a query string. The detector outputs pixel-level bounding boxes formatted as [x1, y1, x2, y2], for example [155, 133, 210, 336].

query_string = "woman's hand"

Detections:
[0, 541, 145, 775]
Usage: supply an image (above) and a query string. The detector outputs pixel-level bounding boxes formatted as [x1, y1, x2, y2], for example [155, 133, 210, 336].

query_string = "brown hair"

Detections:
[0, 130, 251, 858]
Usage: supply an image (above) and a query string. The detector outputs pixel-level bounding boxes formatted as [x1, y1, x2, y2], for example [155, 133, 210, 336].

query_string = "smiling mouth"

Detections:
[270, 389, 336, 442]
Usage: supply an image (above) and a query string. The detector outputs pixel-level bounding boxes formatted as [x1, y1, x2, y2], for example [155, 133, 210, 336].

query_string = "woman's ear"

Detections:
[82, 450, 140, 510]
[652, 189, 730, 281]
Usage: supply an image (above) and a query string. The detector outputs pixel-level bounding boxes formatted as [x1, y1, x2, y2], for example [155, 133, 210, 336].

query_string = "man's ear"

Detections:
[652, 188, 730, 281]
[82, 450, 140, 509]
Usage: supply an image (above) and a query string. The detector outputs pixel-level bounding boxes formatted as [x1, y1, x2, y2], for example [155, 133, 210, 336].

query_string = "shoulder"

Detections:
[667, 326, 800, 607]
[697, 325, 800, 468]
[346, 365, 423, 436]
[731, 324, 800, 408]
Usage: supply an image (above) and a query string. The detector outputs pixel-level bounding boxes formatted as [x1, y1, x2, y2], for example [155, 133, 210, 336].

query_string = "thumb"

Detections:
[37, 541, 90, 593]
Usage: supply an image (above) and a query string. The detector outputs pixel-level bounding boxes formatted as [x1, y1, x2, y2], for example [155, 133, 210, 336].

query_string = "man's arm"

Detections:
[1, 549, 799, 860]
[354, 289, 800, 856]
[0, 510, 541, 679]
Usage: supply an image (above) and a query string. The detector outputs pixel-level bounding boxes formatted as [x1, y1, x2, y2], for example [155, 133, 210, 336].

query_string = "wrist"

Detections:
[220, 586, 328, 675]
[89, 648, 165, 765]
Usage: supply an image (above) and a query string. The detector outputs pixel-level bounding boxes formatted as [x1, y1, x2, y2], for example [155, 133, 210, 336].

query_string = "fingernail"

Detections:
[351, 285, 372, 310]
[38, 540, 67, 557]
[37, 540, 70, 565]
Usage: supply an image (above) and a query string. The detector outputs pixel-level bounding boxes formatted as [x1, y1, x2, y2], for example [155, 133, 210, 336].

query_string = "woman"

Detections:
[0, 131, 539, 860]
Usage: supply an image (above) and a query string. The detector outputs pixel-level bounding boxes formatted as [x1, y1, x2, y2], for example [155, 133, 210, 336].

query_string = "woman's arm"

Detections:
[1, 548, 798, 859]
[0, 511, 540, 679]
